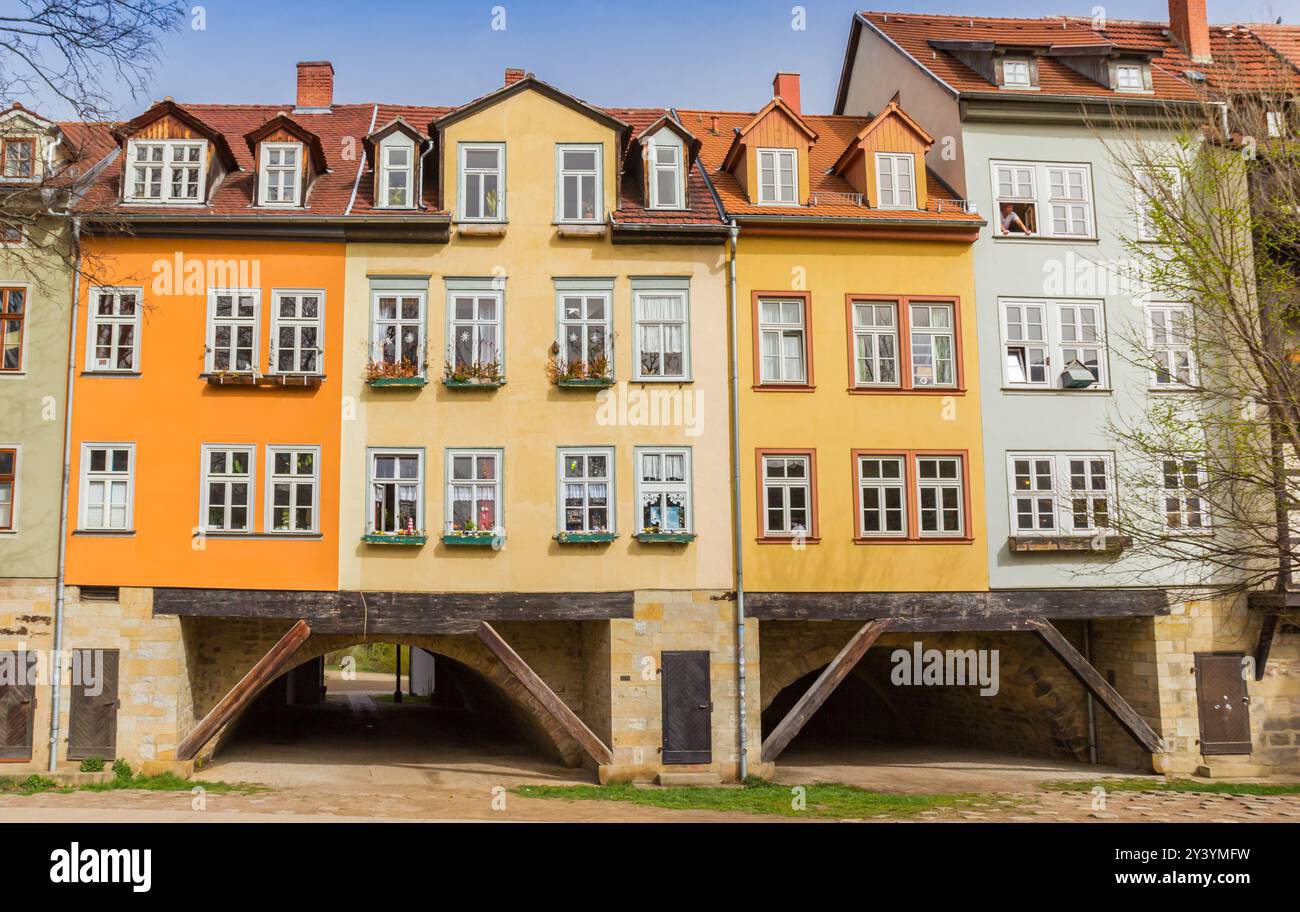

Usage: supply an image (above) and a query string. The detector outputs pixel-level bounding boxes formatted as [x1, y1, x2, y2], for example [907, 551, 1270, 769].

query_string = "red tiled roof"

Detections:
[1249, 23, 1300, 72]
[677, 108, 981, 224]
[607, 107, 724, 227]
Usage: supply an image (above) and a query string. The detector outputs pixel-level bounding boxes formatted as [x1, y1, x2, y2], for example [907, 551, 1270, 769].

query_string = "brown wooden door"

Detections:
[68, 649, 119, 760]
[661, 651, 712, 764]
[1195, 652, 1252, 755]
[0, 651, 37, 760]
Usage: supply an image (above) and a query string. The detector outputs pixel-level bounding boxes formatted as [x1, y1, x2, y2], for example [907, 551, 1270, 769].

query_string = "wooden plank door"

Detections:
[0, 651, 37, 761]
[1195, 653, 1252, 755]
[661, 651, 712, 765]
[68, 649, 119, 760]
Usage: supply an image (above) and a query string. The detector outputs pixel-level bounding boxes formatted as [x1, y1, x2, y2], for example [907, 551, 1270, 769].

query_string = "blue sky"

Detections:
[37, 0, 1300, 117]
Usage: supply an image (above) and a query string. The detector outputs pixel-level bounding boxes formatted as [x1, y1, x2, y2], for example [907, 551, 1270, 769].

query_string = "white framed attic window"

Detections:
[556, 144, 602, 223]
[1001, 59, 1032, 88]
[126, 139, 206, 203]
[649, 142, 684, 209]
[86, 287, 142, 372]
[1114, 64, 1147, 93]
[459, 143, 505, 221]
[259, 142, 301, 206]
[875, 152, 915, 209]
[380, 140, 415, 208]
[757, 148, 797, 205]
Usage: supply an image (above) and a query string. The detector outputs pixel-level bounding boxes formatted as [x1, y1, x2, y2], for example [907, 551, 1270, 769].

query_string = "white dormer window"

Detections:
[380, 141, 414, 208]
[556, 144, 602, 222]
[127, 139, 206, 203]
[259, 142, 301, 206]
[757, 148, 797, 205]
[1115, 64, 1145, 92]
[1002, 59, 1032, 88]
[650, 142, 683, 210]
[1, 138, 36, 181]
[875, 153, 916, 209]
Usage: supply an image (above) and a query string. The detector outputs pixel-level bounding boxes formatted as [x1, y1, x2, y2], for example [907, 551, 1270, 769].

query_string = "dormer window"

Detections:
[1115, 64, 1146, 93]
[875, 153, 915, 209]
[1002, 58, 1032, 88]
[380, 143, 413, 207]
[650, 144, 683, 210]
[757, 148, 797, 205]
[1, 138, 34, 180]
[127, 139, 205, 203]
[259, 142, 301, 206]
[557, 144, 601, 222]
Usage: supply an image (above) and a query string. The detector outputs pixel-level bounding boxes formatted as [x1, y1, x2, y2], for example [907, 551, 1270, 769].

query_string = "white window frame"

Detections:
[555, 143, 603, 223]
[446, 280, 504, 375]
[1114, 63, 1146, 92]
[851, 300, 900, 388]
[915, 455, 964, 538]
[633, 280, 691, 381]
[1161, 458, 1210, 532]
[270, 289, 324, 376]
[761, 454, 812, 537]
[1000, 298, 1107, 389]
[265, 445, 320, 534]
[458, 142, 505, 222]
[1002, 58, 1033, 88]
[78, 443, 135, 531]
[200, 444, 256, 534]
[1266, 110, 1285, 139]
[379, 137, 415, 209]
[371, 289, 427, 376]
[258, 142, 301, 207]
[756, 148, 797, 205]
[445, 448, 503, 535]
[86, 286, 143, 372]
[856, 454, 907, 538]
[875, 152, 916, 209]
[125, 139, 207, 204]
[0, 443, 20, 532]
[635, 446, 693, 533]
[558, 447, 616, 534]
[757, 297, 807, 384]
[556, 280, 613, 377]
[908, 301, 957, 389]
[369, 448, 424, 536]
[1007, 452, 1115, 537]
[649, 140, 684, 210]
[205, 288, 261, 375]
[991, 160, 1095, 239]
[1146, 302, 1196, 388]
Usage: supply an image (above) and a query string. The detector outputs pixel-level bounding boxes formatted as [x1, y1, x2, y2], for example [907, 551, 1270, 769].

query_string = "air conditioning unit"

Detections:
[1061, 358, 1097, 388]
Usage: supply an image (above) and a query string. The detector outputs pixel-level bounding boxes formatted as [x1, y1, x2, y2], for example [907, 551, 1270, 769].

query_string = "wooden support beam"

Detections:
[1029, 617, 1163, 755]
[1253, 613, 1279, 682]
[475, 621, 613, 768]
[176, 619, 311, 761]
[761, 619, 892, 764]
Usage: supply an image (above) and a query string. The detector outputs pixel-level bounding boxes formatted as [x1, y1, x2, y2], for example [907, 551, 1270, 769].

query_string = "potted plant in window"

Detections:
[366, 343, 428, 388]
[362, 517, 427, 545]
[547, 338, 616, 388]
[556, 524, 618, 544]
[442, 519, 502, 547]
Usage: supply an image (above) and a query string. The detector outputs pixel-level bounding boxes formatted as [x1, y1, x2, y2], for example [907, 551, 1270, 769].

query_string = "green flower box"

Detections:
[362, 533, 428, 546]
[634, 532, 697, 544]
[442, 533, 500, 547]
[368, 377, 428, 388]
[443, 378, 506, 388]
[556, 378, 615, 389]
[555, 532, 618, 544]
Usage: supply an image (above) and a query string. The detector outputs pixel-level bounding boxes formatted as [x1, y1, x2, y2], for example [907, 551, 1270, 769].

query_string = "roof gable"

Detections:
[243, 114, 328, 172]
[432, 74, 631, 136]
[114, 100, 240, 171]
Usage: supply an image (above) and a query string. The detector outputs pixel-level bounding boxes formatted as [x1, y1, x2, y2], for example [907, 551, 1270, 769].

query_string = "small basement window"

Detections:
[80, 585, 120, 602]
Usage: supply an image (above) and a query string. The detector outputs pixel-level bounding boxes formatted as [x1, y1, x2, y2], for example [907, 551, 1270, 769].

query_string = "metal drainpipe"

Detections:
[727, 221, 747, 780]
[49, 215, 82, 771]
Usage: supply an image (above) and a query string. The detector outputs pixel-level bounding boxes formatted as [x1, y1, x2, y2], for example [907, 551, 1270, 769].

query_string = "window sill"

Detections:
[0, 371, 28, 379]
[73, 529, 136, 537]
[634, 532, 696, 544]
[555, 532, 618, 544]
[848, 386, 964, 395]
[456, 222, 507, 237]
[443, 377, 505, 389]
[555, 223, 607, 238]
[1000, 386, 1111, 395]
[856, 536, 973, 545]
[991, 235, 1099, 244]
[362, 533, 428, 546]
[82, 370, 142, 378]
[203, 372, 324, 388]
[752, 384, 816, 393]
[367, 377, 428, 389]
[556, 377, 615, 389]
[442, 533, 501, 547]
[757, 536, 821, 545]
[632, 376, 693, 384]
[203, 531, 324, 540]
[1008, 534, 1130, 554]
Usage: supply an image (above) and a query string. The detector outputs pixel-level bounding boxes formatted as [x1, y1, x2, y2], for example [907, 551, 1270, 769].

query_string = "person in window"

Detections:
[1000, 202, 1032, 236]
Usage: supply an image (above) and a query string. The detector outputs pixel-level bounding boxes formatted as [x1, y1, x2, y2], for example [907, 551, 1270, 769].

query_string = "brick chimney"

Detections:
[295, 61, 334, 111]
[1169, 0, 1212, 64]
[773, 73, 802, 115]
[505, 68, 527, 86]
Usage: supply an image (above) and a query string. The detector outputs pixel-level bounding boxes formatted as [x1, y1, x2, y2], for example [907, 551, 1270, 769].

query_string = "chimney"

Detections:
[505, 68, 527, 86]
[773, 73, 802, 115]
[295, 61, 334, 111]
[1168, 0, 1212, 64]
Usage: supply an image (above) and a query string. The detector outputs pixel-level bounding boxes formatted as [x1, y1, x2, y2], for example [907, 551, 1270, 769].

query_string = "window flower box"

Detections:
[442, 531, 501, 547]
[443, 377, 506, 389]
[634, 531, 696, 544]
[362, 532, 428, 546]
[555, 531, 618, 544]
[368, 376, 428, 388]
[556, 377, 614, 389]
[205, 371, 258, 386]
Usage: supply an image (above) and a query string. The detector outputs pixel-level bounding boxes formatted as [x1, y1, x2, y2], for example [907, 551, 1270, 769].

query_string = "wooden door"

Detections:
[0, 651, 37, 760]
[661, 651, 712, 764]
[68, 649, 119, 760]
[1195, 652, 1252, 755]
